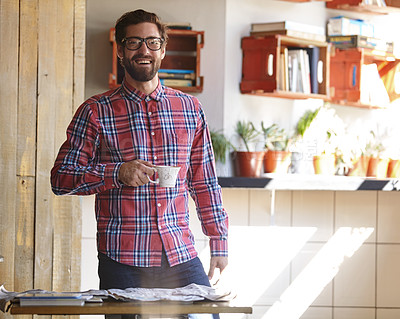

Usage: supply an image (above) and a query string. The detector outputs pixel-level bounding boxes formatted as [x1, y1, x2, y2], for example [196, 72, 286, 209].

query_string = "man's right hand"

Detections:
[118, 159, 156, 187]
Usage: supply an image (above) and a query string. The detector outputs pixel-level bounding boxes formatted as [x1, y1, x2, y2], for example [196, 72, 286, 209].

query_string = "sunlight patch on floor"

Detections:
[200, 226, 374, 319]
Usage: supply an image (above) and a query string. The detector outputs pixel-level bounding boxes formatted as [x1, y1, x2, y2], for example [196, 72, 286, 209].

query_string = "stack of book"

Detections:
[278, 47, 320, 94]
[158, 69, 195, 87]
[327, 35, 394, 53]
[327, 16, 393, 53]
[250, 21, 326, 42]
[19, 293, 86, 306]
[166, 22, 192, 30]
[360, 63, 390, 106]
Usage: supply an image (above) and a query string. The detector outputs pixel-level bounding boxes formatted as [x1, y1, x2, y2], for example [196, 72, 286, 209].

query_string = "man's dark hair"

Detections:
[115, 9, 169, 45]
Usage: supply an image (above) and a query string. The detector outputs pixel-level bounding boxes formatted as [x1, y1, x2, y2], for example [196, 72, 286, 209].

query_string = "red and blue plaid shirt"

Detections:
[51, 80, 228, 267]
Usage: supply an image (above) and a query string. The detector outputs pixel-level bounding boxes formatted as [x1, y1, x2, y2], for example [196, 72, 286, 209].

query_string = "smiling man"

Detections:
[51, 9, 228, 319]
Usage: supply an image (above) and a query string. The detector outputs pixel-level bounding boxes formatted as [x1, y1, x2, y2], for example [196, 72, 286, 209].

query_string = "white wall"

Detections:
[85, 0, 226, 130]
[224, 0, 400, 139]
[82, 1, 400, 318]
[85, 0, 400, 163]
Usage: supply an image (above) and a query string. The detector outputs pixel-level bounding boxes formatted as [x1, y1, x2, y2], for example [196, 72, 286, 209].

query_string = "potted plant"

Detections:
[210, 129, 234, 164]
[342, 135, 370, 177]
[313, 129, 337, 175]
[290, 107, 321, 174]
[261, 122, 292, 174]
[209, 129, 234, 177]
[365, 130, 389, 179]
[232, 120, 264, 177]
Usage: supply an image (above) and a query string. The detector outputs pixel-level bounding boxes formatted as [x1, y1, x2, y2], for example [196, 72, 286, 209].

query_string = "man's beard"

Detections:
[122, 54, 161, 82]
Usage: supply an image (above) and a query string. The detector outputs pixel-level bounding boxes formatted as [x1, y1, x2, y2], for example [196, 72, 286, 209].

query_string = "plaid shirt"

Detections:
[51, 80, 228, 267]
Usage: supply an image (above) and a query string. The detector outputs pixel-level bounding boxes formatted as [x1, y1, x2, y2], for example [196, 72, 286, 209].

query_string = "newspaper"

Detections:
[1, 283, 235, 313]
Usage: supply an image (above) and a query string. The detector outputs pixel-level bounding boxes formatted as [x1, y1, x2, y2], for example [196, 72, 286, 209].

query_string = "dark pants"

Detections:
[98, 252, 218, 319]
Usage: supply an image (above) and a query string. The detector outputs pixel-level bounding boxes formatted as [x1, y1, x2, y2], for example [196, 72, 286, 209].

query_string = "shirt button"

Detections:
[157, 203, 161, 207]
[154, 156, 157, 160]
[151, 132, 155, 136]
[148, 111, 152, 116]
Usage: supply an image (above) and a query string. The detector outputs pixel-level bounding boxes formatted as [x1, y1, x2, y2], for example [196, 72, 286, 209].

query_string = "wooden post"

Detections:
[0, 2, 85, 319]
[15, 0, 38, 296]
[0, 2, 19, 315]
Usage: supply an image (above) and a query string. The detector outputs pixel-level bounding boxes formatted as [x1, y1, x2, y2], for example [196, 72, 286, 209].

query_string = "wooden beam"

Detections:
[71, 0, 86, 296]
[52, 0, 75, 296]
[35, 0, 58, 293]
[15, 0, 39, 299]
[0, 0, 19, 303]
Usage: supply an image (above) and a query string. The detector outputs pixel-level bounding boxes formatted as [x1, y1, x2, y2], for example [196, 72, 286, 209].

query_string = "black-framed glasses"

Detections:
[121, 37, 164, 51]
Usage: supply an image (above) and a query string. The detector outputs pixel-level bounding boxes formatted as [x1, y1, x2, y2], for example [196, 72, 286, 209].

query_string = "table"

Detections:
[10, 300, 252, 316]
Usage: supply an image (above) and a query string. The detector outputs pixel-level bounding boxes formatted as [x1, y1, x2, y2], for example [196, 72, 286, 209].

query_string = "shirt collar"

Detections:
[121, 79, 165, 102]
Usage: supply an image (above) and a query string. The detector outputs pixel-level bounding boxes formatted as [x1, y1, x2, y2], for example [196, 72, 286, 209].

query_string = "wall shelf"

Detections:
[329, 47, 400, 108]
[240, 35, 330, 99]
[109, 28, 204, 93]
[243, 90, 330, 100]
[218, 174, 400, 191]
[326, 0, 400, 14]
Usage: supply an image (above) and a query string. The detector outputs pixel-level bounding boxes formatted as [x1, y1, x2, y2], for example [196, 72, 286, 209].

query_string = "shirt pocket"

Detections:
[162, 131, 191, 166]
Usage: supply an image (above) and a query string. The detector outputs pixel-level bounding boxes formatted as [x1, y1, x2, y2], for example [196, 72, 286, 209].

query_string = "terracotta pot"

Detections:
[264, 150, 291, 173]
[232, 151, 265, 177]
[367, 157, 389, 179]
[387, 159, 400, 178]
[313, 154, 336, 175]
[346, 156, 370, 177]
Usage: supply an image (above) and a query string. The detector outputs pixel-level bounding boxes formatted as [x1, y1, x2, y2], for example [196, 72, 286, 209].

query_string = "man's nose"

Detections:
[138, 41, 151, 54]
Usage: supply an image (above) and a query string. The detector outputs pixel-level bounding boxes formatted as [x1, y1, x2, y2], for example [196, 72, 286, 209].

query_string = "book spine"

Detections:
[328, 36, 393, 52]
[250, 30, 326, 43]
[251, 21, 324, 36]
[159, 72, 195, 80]
[160, 79, 193, 87]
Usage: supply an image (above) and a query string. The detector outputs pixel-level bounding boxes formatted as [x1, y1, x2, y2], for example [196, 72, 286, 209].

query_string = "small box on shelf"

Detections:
[240, 34, 330, 100]
[326, 0, 400, 14]
[109, 28, 204, 93]
[329, 47, 399, 108]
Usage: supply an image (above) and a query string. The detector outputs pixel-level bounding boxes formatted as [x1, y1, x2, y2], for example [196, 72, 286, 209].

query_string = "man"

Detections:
[51, 8, 228, 304]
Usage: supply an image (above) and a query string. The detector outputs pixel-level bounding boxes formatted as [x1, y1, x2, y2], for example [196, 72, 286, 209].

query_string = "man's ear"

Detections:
[117, 44, 124, 60]
[160, 46, 166, 60]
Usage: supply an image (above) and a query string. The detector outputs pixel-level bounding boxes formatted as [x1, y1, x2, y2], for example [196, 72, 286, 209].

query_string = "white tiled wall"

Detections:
[81, 189, 400, 319]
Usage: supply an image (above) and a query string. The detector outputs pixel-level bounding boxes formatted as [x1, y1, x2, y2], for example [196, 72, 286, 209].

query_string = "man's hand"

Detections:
[208, 256, 228, 283]
[118, 159, 156, 187]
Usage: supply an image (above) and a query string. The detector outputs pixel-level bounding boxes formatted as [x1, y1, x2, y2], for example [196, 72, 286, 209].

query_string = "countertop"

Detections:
[218, 174, 400, 191]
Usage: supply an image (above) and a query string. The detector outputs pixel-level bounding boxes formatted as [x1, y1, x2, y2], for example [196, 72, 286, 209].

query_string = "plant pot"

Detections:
[387, 159, 400, 178]
[232, 151, 265, 177]
[367, 157, 389, 179]
[313, 154, 336, 175]
[290, 151, 314, 174]
[346, 156, 370, 177]
[264, 150, 291, 173]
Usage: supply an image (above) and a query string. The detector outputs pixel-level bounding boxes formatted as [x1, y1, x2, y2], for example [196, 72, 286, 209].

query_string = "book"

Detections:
[19, 293, 85, 307]
[158, 69, 196, 80]
[287, 49, 311, 94]
[158, 69, 195, 74]
[327, 16, 374, 37]
[160, 78, 193, 87]
[278, 48, 289, 91]
[327, 35, 394, 53]
[251, 21, 325, 36]
[166, 22, 192, 30]
[304, 47, 320, 94]
[287, 53, 296, 92]
[360, 63, 390, 106]
[250, 30, 326, 43]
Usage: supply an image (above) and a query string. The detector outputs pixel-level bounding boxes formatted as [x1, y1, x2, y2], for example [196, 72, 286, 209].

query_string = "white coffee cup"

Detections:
[147, 165, 181, 188]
